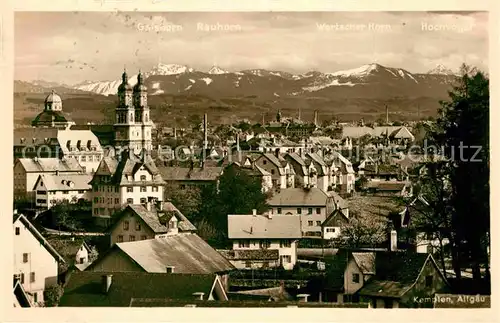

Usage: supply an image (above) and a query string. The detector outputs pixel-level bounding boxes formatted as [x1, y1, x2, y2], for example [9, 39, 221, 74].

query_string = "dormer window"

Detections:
[20, 138, 26, 144]
[140, 175, 146, 181]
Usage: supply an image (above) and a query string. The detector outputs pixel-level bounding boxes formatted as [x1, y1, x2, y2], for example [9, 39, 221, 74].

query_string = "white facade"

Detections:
[34, 176, 92, 209]
[231, 240, 298, 270]
[57, 130, 104, 173]
[13, 216, 61, 305]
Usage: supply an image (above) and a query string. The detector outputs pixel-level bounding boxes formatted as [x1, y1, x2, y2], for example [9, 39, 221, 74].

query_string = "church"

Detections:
[31, 90, 75, 128]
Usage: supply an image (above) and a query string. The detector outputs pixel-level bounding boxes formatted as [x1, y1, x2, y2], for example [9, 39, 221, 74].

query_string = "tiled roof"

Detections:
[16, 157, 83, 173]
[114, 233, 234, 274]
[46, 237, 89, 263]
[14, 128, 59, 146]
[37, 173, 92, 191]
[31, 110, 73, 125]
[57, 130, 103, 154]
[227, 214, 302, 239]
[286, 152, 306, 166]
[307, 152, 327, 168]
[341, 126, 374, 139]
[322, 209, 349, 227]
[218, 249, 279, 261]
[327, 191, 348, 210]
[357, 280, 412, 298]
[13, 214, 65, 264]
[230, 287, 294, 301]
[94, 157, 118, 175]
[268, 188, 329, 206]
[365, 181, 409, 191]
[390, 127, 415, 140]
[158, 166, 222, 181]
[59, 272, 218, 307]
[352, 252, 376, 274]
[262, 153, 285, 168]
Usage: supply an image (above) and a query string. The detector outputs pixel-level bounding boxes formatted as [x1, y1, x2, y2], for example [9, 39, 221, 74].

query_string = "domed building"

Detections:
[31, 90, 75, 128]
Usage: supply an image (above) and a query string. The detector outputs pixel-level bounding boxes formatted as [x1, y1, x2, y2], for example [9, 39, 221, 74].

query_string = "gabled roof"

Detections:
[94, 157, 118, 175]
[307, 152, 327, 168]
[15, 158, 83, 173]
[268, 187, 329, 206]
[352, 252, 376, 275]
[261, 153, 285, 169]
[111, 154, 164, 186]
[13, 279, 32, 307]
[322, 208, 349, 227]
[285, 152, 306, 167]
[59, 272, 221, 307]
[227, 214, 302, 239]
[35, 173, 92, 191]
[46, 237, 90, 263]
[389, 126, 415, 140]
[13, 214, 65, 264]
[106, 234, 234, 274]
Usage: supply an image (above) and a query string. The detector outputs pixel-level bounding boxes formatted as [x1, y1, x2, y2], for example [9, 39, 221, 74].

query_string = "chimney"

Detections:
[203, 113, 208, 150]
[314, 110, 318, 127]
[101, 274, 113, 294]
[192, 292, 205, 301]
[390, 229, 398, 251]
[236, 134, 240, 152]
[385, 105, 389, 125]
[252, 209, 257, 215]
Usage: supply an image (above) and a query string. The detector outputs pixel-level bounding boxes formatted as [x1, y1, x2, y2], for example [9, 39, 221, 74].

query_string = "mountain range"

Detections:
[15, 63, 458, 100]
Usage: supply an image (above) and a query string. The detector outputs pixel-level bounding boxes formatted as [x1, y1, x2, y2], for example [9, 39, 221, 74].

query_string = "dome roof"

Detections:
[118, 82, 133, 92]
[133, 83, 148, 91]
[45, 90, 62, 104]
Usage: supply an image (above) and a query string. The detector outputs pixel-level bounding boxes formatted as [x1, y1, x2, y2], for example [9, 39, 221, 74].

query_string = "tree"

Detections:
[164, 182, 202, 221]
[50, 201, 85, 232]
[355, 175, 368, 191]
[427, 64, 489, 282]
[43, 284, 64, 307]
[340, 211, 388, 248]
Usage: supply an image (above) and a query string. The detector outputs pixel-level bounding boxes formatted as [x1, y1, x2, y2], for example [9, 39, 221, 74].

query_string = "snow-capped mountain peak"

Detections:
[329, 63, 382, 77]
[208, 65, 229, 75]
[427, 64, 455, 75]
[149, 63, 193, 76]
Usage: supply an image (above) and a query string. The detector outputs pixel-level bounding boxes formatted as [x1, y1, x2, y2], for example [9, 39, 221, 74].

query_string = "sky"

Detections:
[15, 11, 488, 85]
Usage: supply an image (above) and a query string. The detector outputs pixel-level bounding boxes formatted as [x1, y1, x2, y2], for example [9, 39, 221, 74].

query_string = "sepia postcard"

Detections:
[2, 0, 497, 322]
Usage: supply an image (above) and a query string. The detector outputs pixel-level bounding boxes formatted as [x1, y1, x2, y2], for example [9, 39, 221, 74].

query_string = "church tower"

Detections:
[133, 71, 152, 154]
[114, 69, 143, 154]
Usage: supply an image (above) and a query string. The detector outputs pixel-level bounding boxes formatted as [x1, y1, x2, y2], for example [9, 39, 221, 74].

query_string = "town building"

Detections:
[46, 237, 93, 272]
[31, 90, 75, 128]
[223, 162, 273, 193]
[326, 152, 355, 195]
[59, 272, 229, 306]
[321, 208, 350, 240]
[33, 173, 93, 209]
[89, 151, 165, 227]
[107, 202, 196, 246]
[253, 153, 295, 189]
[267, 187, 347, 237]
[13, 214, 65, 305]
[227, 211, 302, 270]
[158, 166, 222, 190]
[14, 157, 83, 202]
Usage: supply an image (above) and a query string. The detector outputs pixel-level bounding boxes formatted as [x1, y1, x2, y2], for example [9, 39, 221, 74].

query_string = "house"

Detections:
[46, 237, 93, 271]
[253, 152, 295, 189]
[359, 163, 406, 182]
[13, 277, 32, 308]
[322, 208, 350, 240]
[87, 233, 234, 288]
[227, 212, 302, 270]
[158, 166, 222, 189]
[56, 129, 104, 173]
[58, 272, 228, 306]
[33, 173, 93, 209]
[13, 157, 83, 201]
[218, 249, 280, 270]
[267, 188, 346, 237]
[13, 214, 65, 305]
[322, 249, 449, 308]
[307, 152, 330, 192]
[107, 201, 196, 246]
[326, 152, 355, 194]
[89, 150, 165, 227]
[364, 181, 412, 197]
[284, 152, 314, 189]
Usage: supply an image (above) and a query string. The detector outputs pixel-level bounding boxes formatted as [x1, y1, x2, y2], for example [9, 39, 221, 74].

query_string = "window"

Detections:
[166, 266, 174, 273]
[316, 207, 321, 214]
[170, 220, 177, 229]
[140, 187, 147, 192]
[280, 240, 291, 248]
[20, 273, 25, 284]
[117, 235, 124, 243]
[63, 191, 69, 195]
[238, 240, 250, 248]
[115, 198, 119, 204]
[140, 198, 147, 204]
[129, 235, 136, 242]
[152, 186, 158, 192]
[94, 197, 99, 203]
[30, 272, 35, 283]
[81, 156, 86, 162]
[280, 255, 291, 264]
[33, 292, 38, 303]
[127, 198, 133, 204]
[259, 240, 270, 249]
[245, 261, 252, 268]
[308, 208, 313, 215]
[352, 273, 360, 283]
[140, 175, 147, 181]
[425, 275, 433, 288]
[271, 169, 275, 175]
[326, 228, 336, 233]
[115, 187, 119, 193]
[308, 221, 313, 226]
[296, 208, 302, 214]
[15, 227, 20, 235]
[316, 221, 322, 226]
[123, 221, 129, 231]
[127, 187, 133, 193]
[263, 160, 267, 165]
[93, 208, 99, 215]
[22, 253, 28, 263]
[36, 190, 46, 195]
[80, 257, 85, 264]
[141, 235, 147, 240]
[135, 223, 141, 231]
[277, 208, 282, 214]
[78, 190, 84, 194]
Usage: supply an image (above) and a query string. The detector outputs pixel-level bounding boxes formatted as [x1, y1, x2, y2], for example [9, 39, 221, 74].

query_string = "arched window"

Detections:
[140, 175, 146, 181]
